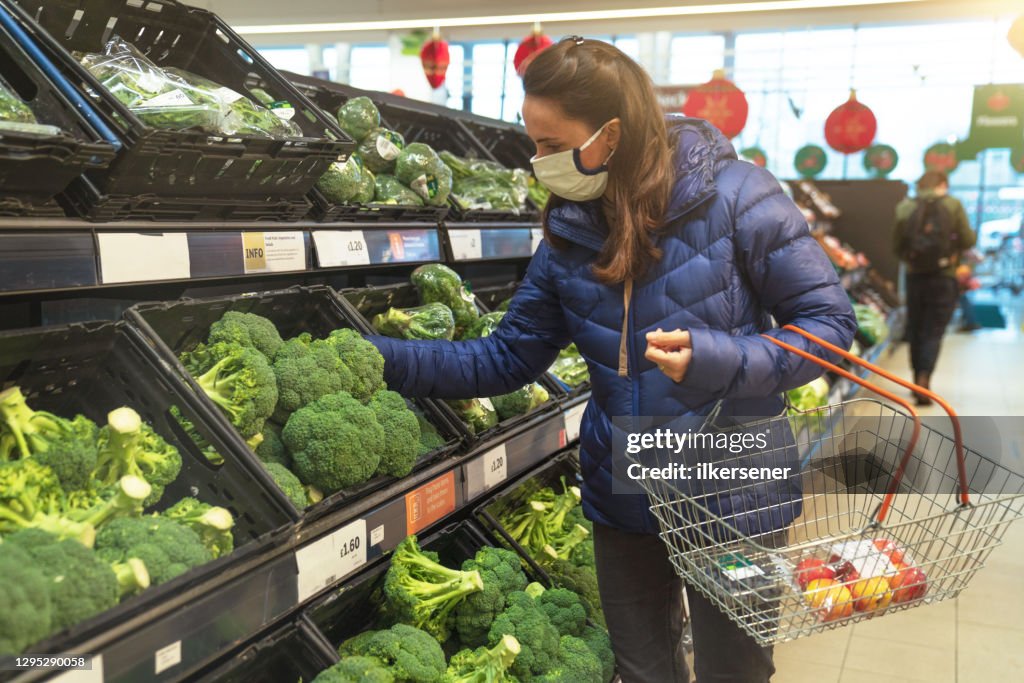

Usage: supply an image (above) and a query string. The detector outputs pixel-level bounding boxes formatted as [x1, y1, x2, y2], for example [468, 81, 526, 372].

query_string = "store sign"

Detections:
[242, 231, 305, 274]
[654, 85, 692, 113]
[405, 471, 456, 535]
[958, 84, 1024, 159]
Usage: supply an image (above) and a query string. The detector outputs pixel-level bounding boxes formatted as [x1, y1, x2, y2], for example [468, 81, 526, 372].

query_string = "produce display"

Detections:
[853, 303, 890, 347]
[309, 534, 613, 683]
[441, 150, 531, 214]
[77, 37, 301, 138]
[786, 377, 830, 435]
[0, 387, 235, 656]
[175, 310, 447, 506]
[0, 76, 63, 136]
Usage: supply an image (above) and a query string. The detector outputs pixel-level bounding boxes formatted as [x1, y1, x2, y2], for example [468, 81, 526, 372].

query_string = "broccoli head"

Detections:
[461, 312, 504, 341]
[317, 157, 363, 204]
[444, 634, 521, 683]
[580, 625, 615, 683]
[0, 543, 54, 656]
[0, 459, 96, 546]
[94, 515, 212, 585]
[336, 96, 381, 142]
[0, 386, 99, 492]
[262, 461, 308, 509]
[487, 591, 560, 680]
[282, 391, 385, 492]
[537, 587, 587, 637]
[454, 546, 529, 647]
[254, 420, 290, 468]
[324, 328, 386, 402]
[445, 399, 498, 436]
[338, 623, 446, 683]
[490, 383, 550, 421]
[373, 303, 456, 341]
[410, 265, 479, 338]
[313, 656, 395, 683]
[180, 341, 278, 438]
[272, 336, 354, 420]
[383, 535, 484, 642]
[546, 559, 604, 629]
[534, 635, 603, 683]
[162, 497, 235, 559]
[207, 311, 283, 359]
[368, 391, 420, 479]
[414, 409, 446, 455]
[94, 407, 182, 507]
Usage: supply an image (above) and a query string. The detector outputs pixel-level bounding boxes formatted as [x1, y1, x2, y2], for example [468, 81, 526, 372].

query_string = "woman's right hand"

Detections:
[645, 328, 692, 383]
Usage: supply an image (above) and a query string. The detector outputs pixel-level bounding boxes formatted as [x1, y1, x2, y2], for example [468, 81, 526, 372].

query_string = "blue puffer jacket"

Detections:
[370, 116, 857, 535]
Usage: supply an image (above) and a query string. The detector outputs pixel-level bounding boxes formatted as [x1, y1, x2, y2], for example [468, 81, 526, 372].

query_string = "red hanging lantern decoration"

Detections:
[825, 90, 877, 154]
[1009, 15, 1024, 58]
[682, 70, 749, 139]
[420, 32, 450, 89]
[515, 24, 553, 76]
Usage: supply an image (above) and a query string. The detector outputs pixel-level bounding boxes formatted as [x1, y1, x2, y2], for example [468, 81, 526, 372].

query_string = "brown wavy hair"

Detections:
[523, 38, 674, 284]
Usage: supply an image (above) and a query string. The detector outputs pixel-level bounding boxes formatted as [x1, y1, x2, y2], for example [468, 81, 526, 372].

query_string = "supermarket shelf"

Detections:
[442, 223, 542, 262]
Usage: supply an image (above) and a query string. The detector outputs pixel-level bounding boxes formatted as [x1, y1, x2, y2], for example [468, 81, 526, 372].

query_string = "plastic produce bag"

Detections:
[550, 344, 589, 387]
[491, 382, 550, 421]
[336, 96, 380, 142]
[372, 302, 455, 340]
[446, 398, 499, 435]
[440, 150, 530, 212]
[0, 120, 64, 136]
[461, 311, 504, 340]
[357, 127, 405, 173]
[316, 156, 363, 203]
[853, 304, 889, 347]
[0, 77, 37, 124]
[374, 173, 424, 206]
[351, 158, 376, 204]
[410, 264, 479, 337]
[395, 142, 452, 207]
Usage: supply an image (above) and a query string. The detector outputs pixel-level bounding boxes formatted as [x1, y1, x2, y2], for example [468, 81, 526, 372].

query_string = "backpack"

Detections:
[902, 197, 957, 272]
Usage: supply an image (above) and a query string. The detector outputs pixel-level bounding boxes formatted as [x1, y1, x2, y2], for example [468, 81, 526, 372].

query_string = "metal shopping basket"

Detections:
[627, 325, 1024, 645]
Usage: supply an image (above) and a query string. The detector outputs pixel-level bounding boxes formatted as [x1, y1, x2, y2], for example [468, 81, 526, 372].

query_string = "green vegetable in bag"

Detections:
[358, 127, 405, 173]
[446, 398, 499, 435]
[374, 174, 424, 206]
[395, 143, 453, 207]
[550, 344, 589, 387]
[0, 78, 36, 124]
[410, 264, 479, 337]
[372, 303, 455, 341]
[853, 304, 889, 347]
[461, 312, 504, 340]
[317, 157, 363, 203]
[352, 160, 376, 204]
[491, 383, 550, 420]
[337, 96, 380, 142]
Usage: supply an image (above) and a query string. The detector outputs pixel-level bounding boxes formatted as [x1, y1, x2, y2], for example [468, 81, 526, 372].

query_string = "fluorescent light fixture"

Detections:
[235, 0, 930, 35]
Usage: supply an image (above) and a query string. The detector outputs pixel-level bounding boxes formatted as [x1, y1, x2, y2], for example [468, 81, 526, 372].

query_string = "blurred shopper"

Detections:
[893, 171, 976, 404]
[956, 254, 983, 332]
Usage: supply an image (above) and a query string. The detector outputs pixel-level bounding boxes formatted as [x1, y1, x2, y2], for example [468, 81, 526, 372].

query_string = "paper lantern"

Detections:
[420, 34, 450, 89]
[683, 70, 749, 139]
[515, 28, 553, 75]
[1009, 15, 1024, 58]
[740, 146, 768, 168]
[863, 144, 898, 177]
[795, 145, 828, 178]
[825, 90, 877, 154]
[924, 142, 959, 174]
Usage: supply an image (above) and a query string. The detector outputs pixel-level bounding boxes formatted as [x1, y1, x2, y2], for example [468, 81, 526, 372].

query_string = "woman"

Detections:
[370, 38, 855, 682]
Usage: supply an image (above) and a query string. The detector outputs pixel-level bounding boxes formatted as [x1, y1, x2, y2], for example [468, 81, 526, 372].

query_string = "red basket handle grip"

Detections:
[758, 327, 964, 524]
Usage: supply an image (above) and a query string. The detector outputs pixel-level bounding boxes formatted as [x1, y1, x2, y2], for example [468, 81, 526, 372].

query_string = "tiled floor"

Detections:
[686, 291, 1024, 682]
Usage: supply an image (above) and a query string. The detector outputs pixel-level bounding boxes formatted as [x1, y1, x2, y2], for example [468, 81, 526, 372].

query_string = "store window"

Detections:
[256, 47, 311, 76]
[669, 35, 726, 84]
[349, 46, 391, 91]
[445, 45, 467, 110]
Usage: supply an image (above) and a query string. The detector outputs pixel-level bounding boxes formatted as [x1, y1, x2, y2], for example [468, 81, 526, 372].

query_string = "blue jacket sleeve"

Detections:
[681, 165, 857, 399]
[367, 242, 570, 399]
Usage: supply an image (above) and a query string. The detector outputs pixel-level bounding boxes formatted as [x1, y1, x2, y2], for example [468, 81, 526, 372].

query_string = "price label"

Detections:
[370, 524, 385, 546]
[312, 230, 371, 268]
[50, 657, 103, 683]
[563, 403, 587, 443]
[154, 641, 181, 675]
[483, 444, 508, 490]
[448, 229, 482, 261]
[531, 228, 544, 254]
[242, 232, 305, 274]
[295, 519, 368, 602]
[97, 232, 191, 284]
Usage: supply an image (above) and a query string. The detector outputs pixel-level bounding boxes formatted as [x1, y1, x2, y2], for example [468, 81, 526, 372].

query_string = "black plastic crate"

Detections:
[0, 2, 115, 214]
[0, 320, 294, 664]
[191, 615, 336, 683]
[8, 0, 353, 221]
[337, 282, 563, 440]
[126, 286, 464, 524]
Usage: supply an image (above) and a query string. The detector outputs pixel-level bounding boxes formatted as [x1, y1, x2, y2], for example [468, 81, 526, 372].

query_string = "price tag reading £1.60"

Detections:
[312, 230, 371, 268]
[295, 519, 367, 602]
[483, 443, 508, 490]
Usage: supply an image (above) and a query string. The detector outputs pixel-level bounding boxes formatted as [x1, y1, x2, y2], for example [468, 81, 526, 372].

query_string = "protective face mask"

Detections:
[530, 121, 616, 201]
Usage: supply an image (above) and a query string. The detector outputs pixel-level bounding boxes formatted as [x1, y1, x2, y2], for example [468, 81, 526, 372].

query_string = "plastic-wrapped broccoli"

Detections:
[395, 143, 453, 207]
[317, 157, 363, 204]
[446, 398, 499, 435]
[372, 303, 455, 341]
[440, 150, 530, 213]
[358, 127, 405, 173]
[351, 156, 376, 204]
[337, 96, 380, 142]
[550, 344, 590, 388]
[374, 174, 424, 206]
[461, 311, 504, 340]
[0, 78, 36, 124]
[491, 383, 550, 421]
[410, 264, 479, 337]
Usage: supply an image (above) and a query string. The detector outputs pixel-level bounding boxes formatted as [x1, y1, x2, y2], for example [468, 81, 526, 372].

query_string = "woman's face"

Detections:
[522, 95, 617, 170]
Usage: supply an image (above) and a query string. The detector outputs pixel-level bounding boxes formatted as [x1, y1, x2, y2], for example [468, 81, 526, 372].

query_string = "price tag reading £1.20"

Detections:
[295, 519, 367, 602]
[312, 230, 371, 268]
[483, 443, 508, 490]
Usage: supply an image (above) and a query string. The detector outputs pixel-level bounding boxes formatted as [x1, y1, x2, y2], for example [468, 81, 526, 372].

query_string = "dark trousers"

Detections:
[905, 272, 958, 375]
[593, 522, 776, 682]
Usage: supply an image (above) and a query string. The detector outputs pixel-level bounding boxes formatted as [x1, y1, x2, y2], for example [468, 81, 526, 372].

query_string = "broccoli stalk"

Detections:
[384, 535, 484, 641]
[94, 407, 182, 507]
[444, 634, 521, 683]
[71, 475, 151, 528]
[542, 524, 591, 563]
[162, 497, 235, 559]
[112, 557, 151, 598]
[545, 486, 582, 537]
[506, 500, 553, 552]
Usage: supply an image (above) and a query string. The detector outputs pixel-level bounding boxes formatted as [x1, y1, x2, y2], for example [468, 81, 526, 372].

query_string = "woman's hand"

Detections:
[645, 328, 692, 383]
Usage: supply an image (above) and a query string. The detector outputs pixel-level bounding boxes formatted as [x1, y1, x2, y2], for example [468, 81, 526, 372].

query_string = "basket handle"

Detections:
[757, 327, 961, 524]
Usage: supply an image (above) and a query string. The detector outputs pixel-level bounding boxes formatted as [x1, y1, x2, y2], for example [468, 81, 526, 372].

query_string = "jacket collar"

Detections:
[546, 116, 735, 250]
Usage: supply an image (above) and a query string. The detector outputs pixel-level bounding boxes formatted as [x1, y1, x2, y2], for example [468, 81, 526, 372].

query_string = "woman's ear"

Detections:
[605, 117, 622, 151]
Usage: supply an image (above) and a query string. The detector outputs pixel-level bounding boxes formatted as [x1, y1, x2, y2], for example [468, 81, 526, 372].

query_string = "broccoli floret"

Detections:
[272, 336, 354, 421]
[313, 656, 395, 683]
[410, 265, 479, 338]
[487, 591, 560, 680]
[373, 303, 456, 341]
[454, 547, 529, 647]
[537, 587, 587, 637]
[254, 420, 290, 467]
[66, 475, 151, 531]
[541, 525, 590, 565]
[262, 461, 308, 508]
[490, 383, 550, 421]
[368, 391, 420, 479]
[337, 96, 381, 142]
[162, 497, 235, 559]
[282, 391, 385, 492]
[445, 399, 498, 436]
[112, 557, 151, 598]
[414, 409, 446, 455]
[207, 311, 283, 359]
[94, 407, 182, 507]
[444, 634, 521, 683]
[0, 386, 99, 491]
[0, 543, 53, 655]
[3, 528, 119, 632]
[534, 635, 603, 683]
[338, 623, 446, 683]
[580, 625, 614, 683]
[317, 157, 364, 204]
[180, 341, 278, 438]
[0, 459, 96, 546]
[95, 515, 212, 585]
[546, 560, 604, 629]
[324, 328, 387, 402]
[383, 535, 484, 642]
